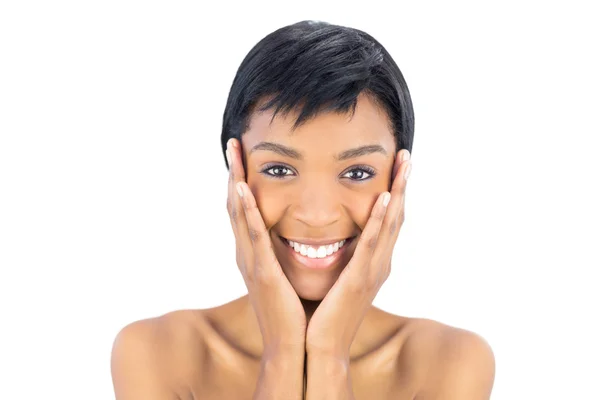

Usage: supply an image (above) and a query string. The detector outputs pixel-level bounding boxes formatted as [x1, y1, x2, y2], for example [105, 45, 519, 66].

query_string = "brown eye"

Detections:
[342, 166, 376, 181]
[261, 164, 295, 179]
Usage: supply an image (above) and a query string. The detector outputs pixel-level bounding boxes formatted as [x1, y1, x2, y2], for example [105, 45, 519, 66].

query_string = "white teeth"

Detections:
[300, 244, 308, 256]
[317, 246, 327, 258]
[286, 238, 348, 259]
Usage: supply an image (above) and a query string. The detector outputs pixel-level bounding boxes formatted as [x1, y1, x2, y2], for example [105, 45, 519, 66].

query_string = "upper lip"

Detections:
[280, 236, 354, 246]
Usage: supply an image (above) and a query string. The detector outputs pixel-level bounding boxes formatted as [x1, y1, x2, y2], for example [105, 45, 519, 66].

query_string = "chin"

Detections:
[295, 287, 328, 301]
[283, 267, 343, 301]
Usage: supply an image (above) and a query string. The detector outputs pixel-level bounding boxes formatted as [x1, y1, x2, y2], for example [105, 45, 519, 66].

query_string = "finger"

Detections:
[236, 181, 283, 284]
[226, 139, 254, 274]
[346, 191, 390, 283]
[372, 152, 411, 282]
[386, 153, 410, 242]
[391, 149, 410, 193]
[385, 150, 410, 240]
[226, 139, 244, 237]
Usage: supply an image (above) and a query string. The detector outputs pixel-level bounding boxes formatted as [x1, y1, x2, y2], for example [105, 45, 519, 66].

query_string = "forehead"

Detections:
[243, 93, 395, 152]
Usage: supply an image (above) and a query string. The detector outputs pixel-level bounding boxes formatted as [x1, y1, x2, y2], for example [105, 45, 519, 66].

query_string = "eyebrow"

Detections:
[249, 141, 388, 161]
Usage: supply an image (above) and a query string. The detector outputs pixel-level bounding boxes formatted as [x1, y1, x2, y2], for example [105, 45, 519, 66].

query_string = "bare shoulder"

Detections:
[399, 318, 496, 399]
[110, 309, 208, 400]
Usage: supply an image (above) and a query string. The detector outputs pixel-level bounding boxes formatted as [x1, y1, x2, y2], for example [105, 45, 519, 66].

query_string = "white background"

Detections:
[1, 1, 598, 399]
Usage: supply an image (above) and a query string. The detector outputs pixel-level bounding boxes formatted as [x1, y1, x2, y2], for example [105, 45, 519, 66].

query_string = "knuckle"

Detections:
[367, 235, 378, 250]
[358, 233, 378, 251]
[247, 227, 260, 243]
[388, 218, 398, 235]
[248, 225, 267, 243]
[230, 207, 239, 224]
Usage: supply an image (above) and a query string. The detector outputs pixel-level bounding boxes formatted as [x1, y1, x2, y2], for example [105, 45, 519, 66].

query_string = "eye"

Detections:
[260, 164, 377, 181]
[342, 165, 377, 181]
[261, 164, 295, 179]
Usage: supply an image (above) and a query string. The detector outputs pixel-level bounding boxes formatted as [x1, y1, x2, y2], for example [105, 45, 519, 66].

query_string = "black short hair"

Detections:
[220, 20, 415, 169]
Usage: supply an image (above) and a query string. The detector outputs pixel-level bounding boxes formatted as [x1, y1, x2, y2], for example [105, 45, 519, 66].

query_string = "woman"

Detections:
[111, 20, 495, 399]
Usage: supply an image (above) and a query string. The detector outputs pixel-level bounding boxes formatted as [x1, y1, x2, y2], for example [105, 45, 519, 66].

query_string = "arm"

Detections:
[305, 351, 354, 400]
[111, 320, 179, 400]
[253, 347, 306, 400]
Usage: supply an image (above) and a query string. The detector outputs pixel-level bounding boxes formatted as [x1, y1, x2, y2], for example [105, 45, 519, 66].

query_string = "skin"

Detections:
[111, 93, 496, 399]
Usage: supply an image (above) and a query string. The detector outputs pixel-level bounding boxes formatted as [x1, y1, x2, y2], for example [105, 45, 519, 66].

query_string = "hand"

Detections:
[225, 138, 307, 357]
[305, 149, 412, 360]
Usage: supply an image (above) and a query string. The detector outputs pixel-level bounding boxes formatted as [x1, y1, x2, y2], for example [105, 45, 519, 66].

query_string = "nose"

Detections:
[290, 180, 342, 228]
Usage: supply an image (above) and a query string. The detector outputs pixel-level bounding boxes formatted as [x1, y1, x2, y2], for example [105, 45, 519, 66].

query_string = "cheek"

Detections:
[347, 174, 391, 229]
[345, 193, 379, 230]
[250, 183, 288, 229]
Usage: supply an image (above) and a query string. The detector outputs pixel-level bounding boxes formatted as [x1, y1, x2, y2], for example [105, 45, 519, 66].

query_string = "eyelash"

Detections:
[261, 164, 377, 182]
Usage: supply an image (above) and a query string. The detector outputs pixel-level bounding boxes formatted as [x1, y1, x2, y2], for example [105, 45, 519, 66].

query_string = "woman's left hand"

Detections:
[305, 150, 412, 360]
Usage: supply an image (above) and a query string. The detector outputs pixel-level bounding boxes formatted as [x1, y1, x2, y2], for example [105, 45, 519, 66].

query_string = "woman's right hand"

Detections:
[225, 138, 307, 358]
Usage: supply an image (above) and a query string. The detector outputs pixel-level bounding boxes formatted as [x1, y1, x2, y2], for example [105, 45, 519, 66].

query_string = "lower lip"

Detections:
[279, 236, 355, 270]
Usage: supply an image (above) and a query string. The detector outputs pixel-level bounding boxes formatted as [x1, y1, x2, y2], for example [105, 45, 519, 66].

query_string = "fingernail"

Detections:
[236, 182, 244, 197]
[404, 162, 412, 180]
[403, 150, 411, 162]
[382, 192, 391, 207]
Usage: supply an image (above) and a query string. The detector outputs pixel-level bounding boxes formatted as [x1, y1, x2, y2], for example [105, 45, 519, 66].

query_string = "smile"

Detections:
[279, 235, 356, 270]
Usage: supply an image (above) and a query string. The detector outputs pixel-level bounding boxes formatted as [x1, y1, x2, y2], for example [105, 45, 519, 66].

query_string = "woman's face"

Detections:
[241, 93, 399, 301]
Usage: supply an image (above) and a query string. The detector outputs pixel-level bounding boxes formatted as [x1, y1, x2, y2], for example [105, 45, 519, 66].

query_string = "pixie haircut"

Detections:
[220, 20, 415, 169]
